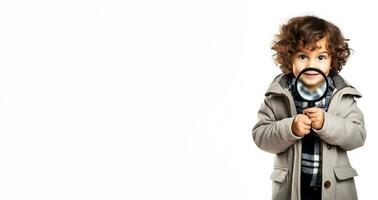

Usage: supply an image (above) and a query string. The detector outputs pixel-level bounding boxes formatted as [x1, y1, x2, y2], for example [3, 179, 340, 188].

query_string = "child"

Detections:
[252, 16, 366, 200]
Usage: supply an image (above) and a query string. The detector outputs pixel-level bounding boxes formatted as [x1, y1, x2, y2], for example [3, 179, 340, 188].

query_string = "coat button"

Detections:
[324, 180, 331, 189]
[327, 144, 332, 149]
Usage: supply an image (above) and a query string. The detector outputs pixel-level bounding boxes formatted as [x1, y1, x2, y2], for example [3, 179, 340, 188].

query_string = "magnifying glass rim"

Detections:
[294, 67, 329, 102]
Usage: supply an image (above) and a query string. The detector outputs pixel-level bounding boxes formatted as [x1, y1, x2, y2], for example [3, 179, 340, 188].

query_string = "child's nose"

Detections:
[307, 59, 318, 68]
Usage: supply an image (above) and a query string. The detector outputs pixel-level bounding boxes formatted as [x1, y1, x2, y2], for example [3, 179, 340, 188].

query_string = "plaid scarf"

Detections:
[289, 76, 335, 188]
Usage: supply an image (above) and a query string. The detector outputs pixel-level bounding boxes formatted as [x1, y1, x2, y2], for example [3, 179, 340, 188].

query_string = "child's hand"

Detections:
[291, 114, 312, 137]
[303, 107, 324, 130]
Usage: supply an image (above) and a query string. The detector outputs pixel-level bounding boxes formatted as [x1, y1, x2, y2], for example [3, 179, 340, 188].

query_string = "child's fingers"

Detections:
[310, 117, 321, 124]
[302, 116, 312, 125]
[306, 112, 320, 118]
[304, 124, 311, 130]
[302, 124, 311, 134]
[304, 109, 323, 118]
[303, 107, 318, 114]
[309, 118, 320, 124]
[303, 108, 324, 116]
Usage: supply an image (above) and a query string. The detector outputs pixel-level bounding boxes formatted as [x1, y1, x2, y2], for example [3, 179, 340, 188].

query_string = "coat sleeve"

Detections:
[252, 96, 303, 154]
[313, 95, 366, 151]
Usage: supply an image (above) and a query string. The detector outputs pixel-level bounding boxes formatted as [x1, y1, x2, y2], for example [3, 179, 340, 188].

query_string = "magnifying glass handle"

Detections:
[308, 101, 315, 108]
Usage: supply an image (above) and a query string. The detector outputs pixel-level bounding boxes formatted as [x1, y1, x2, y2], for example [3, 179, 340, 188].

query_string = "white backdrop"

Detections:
[0, 0, 376, 199]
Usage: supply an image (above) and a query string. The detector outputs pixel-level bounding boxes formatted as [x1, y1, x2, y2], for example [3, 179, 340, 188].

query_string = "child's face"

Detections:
[292, 37, 331, 90]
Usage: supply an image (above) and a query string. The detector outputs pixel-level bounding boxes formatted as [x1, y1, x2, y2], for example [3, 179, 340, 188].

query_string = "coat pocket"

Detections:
[333, 166, 358, 180]
[270, 167, 289, 200]
[270, 167, 288, 183]
[333, 166, 358, 200]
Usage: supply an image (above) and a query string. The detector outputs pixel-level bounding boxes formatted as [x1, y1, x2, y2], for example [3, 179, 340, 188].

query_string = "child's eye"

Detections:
[318, 55, 327, 60]
[298, 54, 307, 60]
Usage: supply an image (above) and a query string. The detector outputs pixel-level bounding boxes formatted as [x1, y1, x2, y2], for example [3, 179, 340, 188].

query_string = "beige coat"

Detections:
[252, 73, 366, 200]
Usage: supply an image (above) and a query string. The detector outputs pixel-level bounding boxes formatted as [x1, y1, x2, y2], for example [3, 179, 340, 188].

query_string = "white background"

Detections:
[0, 0, 376, 199]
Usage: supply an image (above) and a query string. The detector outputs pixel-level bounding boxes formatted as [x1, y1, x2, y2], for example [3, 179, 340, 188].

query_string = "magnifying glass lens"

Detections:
[295, 68, 329, 106]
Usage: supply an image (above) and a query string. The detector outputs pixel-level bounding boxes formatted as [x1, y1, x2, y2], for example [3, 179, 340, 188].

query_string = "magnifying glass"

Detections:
[294, 67, 329, 108]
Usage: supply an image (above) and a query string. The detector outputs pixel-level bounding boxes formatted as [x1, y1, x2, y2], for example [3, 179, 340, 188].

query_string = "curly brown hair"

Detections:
[271, 16, 351, 74]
